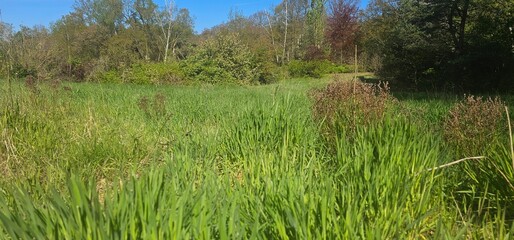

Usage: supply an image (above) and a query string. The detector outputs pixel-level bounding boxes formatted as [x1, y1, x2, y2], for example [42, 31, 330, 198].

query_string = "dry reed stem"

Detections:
[425, 156, 486, 172]
[506, 107, 514, 170]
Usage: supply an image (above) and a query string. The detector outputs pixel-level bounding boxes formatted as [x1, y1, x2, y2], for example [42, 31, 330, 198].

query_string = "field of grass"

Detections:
[1, 75, 514, 239]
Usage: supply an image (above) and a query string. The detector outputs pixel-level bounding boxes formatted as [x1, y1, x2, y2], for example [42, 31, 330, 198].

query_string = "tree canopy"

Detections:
[1, 0, 513, 91]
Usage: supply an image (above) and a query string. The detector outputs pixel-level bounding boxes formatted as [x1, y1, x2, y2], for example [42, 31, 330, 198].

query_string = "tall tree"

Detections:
[253, 10, 281, 63]
[168, 8, 194, 60]
[126, 0, 159, 60]
[274, 0, 310, 63]
[361, 0, 514, 91]
[11, 26, 57, 80]
[51, 13, 88, 78]
[326, 0, 359, 63]
[74, 0, 124, 35]
[448, 0, 470, 56]
[0, 21, 13, 79]
[158, 1, 194, 62]
[306, 0, 327, 49]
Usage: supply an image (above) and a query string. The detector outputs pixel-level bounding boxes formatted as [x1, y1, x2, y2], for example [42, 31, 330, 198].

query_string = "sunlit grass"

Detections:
[1, 77, 513, 238]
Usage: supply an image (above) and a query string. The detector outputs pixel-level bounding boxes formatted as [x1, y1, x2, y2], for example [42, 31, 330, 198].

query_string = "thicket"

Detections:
[361, 0, 514, 92]
[0, 0, 364, 86]
[182, 33, 260, 84]
[288, 60, 351, 78]
[90, 62, 186, 84]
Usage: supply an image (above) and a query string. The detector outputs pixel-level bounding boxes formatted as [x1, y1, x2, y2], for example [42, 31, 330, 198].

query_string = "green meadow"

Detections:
[1, 76, 514, 239]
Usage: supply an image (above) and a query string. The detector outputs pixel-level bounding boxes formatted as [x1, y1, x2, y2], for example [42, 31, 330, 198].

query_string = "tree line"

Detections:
[1, 0, 513, 91]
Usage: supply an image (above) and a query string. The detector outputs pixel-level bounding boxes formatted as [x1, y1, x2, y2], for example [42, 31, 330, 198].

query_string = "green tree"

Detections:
[74, 0, 124, 35]
[158, 5, 194, 62]
[274, 0, 310, 63]
[126, 0, 159, 61]
[361, 0, 514, 91]
[306, 0, 327, 51]
[51, 13, 89, 79]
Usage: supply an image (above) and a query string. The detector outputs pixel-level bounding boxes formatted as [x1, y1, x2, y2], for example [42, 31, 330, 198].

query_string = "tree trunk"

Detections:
[282, 1, 288, 65]
[161, 0, 174, 63]
[448, 0, 470, 55]
[265, 11, 280, 64]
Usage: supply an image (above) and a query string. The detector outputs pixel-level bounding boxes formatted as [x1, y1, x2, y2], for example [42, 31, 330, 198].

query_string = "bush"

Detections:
[443, 95, 506, 157]
[288, 60, 350, 78]
[96, 70, 123, 84]
[256, 61, 281, 84]
[182, 33, 258, 84]
[123, 62, 186, 85]
[86, 62, 186, 85]
[310, 77, 396, 145]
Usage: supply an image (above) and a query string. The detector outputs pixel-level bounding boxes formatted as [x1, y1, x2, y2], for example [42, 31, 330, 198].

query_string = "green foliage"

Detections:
[96, 70, 123, 83]
[183, 33, 258, 84]
[87, 62, 186, 84]
[362, 0, 514, 91]
[103, 28, 147, 68]
[123, 62, 186, 85]
[288, 60, 350, 78]
[256, 60, 282, 84]
[305, 0, 326, 48]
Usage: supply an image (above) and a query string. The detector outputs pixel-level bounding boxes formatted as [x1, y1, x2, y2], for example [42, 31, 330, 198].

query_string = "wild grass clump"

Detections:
[221, 96, 319, 162]
[442, 95, 514, 218]
[24, 75, 39, 94]
[137, 92, 168, 119]
[310, 77, 396, 145]
[443, 95, 506, 157]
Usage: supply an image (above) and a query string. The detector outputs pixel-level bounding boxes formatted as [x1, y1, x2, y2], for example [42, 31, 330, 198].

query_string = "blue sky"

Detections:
[0, 0, 369, 33]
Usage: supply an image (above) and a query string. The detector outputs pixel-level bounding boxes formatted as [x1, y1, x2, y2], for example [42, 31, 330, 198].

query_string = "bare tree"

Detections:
[282, 0, 288, 64]
[159, 0, 174, 62]
[253, 10, 280, 63]
[0, 21, 14, 106]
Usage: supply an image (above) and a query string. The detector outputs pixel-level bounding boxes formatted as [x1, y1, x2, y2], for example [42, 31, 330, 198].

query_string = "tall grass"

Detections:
[1, 77, 514, 238]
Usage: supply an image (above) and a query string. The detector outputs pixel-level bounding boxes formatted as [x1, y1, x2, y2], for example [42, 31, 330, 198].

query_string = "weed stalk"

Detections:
[506, 106, 514, 170]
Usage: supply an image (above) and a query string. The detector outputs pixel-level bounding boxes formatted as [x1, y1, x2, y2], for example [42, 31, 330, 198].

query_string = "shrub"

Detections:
[443, 95, 506, 157]
[288, 60, 350, 78]
[123, 62, 186, 85]
[137, 92, 168, 118]
[288, 60, 319, 78]
[310, 77, 396, 145]
[86, 62, 186, 85]
[96, 70, 123, 84]
[182, 33, 258, 84]
[256, 61, 281, 84]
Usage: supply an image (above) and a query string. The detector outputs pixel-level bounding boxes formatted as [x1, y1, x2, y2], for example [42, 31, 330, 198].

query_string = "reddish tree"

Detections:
[326, 0, 359, 64]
